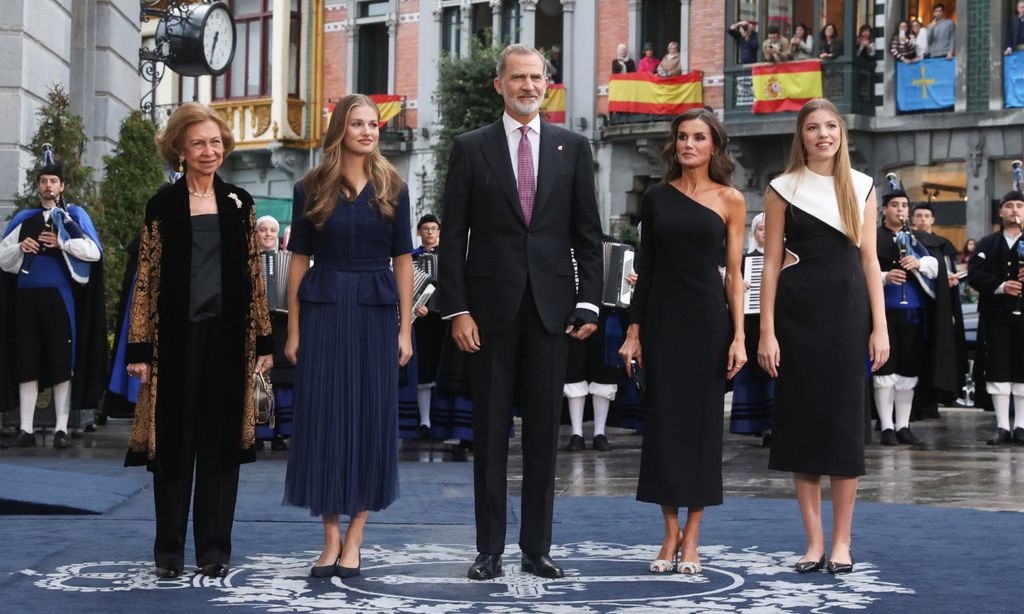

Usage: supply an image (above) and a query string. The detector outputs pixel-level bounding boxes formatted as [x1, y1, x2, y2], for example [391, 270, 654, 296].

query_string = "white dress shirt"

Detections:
[993, 229, 1023, 295]
[0, 206, 101, 275]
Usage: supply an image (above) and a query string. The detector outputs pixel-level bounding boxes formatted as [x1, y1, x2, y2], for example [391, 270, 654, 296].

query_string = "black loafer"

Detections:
[200, 563, 229, 578]
[468, 553, 502, 580]
[566, 434, 584, 452]
[794, 556, 825, 574]
[827, 555, 854, 575]
[879, 429, 898, 446]
[417, 424, 431, 440]
[895, 427, 920, 445]
[591, 434, 611, 452]
[14, 430, 36, 448]
[521, 553, 564, 579]
[987, 428, 1012, 445]
[154, 566, 181, 579]
[53, 430, 70, 449]
[1013, 427, 1024, 445]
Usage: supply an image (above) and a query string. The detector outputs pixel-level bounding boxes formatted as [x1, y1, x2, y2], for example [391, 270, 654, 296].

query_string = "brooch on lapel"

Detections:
[228, 192, 243, 209]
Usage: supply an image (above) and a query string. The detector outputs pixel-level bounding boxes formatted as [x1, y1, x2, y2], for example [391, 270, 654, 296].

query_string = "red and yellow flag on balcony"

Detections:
[540, 84, 566, 123]
[368, 94, 403, 125]
[607, 71, 703, 116]
[751, 60, 823, 114]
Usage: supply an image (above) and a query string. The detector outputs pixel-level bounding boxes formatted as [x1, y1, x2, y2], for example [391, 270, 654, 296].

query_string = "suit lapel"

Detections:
[533, 121, 566, 222]
[480, 120, 525, 225]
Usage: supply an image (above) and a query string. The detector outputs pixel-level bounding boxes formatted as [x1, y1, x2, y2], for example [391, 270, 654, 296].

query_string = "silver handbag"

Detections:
[253, 371, 275, 427]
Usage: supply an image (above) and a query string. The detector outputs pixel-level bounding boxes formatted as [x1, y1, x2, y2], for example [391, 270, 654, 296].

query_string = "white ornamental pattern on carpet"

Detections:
[29, 542, 915, 612]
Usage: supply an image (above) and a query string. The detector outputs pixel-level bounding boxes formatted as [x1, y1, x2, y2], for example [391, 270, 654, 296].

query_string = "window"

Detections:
[358, 22, 389, 94]
[471, 3, 492, 46]
[359, 0, 389, 18]
[178, 75, 198, 103]
[501, 0, 521, 44]
[214, 0, 300, 100]
[641, 0, 681, 63]
[442, 6, 461, 55]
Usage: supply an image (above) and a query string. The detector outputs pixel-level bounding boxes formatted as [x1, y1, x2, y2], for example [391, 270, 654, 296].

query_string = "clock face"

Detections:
[203, 6, 235, 74]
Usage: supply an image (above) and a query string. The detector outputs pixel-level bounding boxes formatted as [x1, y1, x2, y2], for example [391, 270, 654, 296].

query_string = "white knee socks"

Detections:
[873, 376, 895, 431]
[988, 382, 1012, 431]
[416, 384, 432, 428]
[567, 395, 585, 437]
[592, 395, 610, 437]
[1013, 384, 1024, 431]
[18, 381, 38, 434]
[53, 380, 71, 433]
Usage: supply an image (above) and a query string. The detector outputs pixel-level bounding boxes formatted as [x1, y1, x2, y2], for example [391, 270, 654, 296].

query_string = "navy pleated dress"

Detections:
[284, 181, 412, 516]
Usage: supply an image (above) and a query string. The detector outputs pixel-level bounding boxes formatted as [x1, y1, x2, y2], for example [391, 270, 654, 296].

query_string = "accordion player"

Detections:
[601, 241, 635, 309]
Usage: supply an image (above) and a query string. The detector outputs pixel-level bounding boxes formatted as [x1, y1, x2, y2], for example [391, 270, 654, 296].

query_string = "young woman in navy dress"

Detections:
[758, 98, 889, 575]
[283, 94, 414, 578]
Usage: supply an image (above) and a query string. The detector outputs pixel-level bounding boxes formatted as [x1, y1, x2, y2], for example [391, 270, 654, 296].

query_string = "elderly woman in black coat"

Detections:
[124, 102, 274, 580]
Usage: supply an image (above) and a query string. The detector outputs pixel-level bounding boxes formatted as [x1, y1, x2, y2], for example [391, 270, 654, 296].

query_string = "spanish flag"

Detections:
[541, 84, 566, 123]
[751, 60, 823, 114]
[607, 71, 703, 116]
[368, 94, 403, 125]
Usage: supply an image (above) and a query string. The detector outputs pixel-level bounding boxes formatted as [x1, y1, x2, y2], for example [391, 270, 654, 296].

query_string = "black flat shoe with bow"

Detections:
[794, 555, 825, 574]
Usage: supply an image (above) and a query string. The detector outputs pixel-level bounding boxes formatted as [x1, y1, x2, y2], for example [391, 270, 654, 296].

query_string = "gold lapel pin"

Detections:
[557, 145, 564, 151]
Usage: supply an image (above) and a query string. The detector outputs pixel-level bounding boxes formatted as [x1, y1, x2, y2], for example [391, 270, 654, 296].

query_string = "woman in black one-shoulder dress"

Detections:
[758, 99, 889, 576]
[620, 109, 747, 575]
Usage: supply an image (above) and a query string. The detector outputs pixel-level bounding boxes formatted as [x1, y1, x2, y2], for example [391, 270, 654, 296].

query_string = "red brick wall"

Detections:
[595, 0, 629, 116]
[323, 5, 348, 109]
[396, 3, 419, 128]
[689, 0, 726, 110]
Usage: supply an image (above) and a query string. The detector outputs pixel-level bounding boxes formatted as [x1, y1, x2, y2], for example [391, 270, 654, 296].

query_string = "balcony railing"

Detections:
[725, 58, 876, 120]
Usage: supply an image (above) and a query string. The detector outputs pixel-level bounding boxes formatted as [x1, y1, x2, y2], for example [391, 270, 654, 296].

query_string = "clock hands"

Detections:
[211, 31, 220, 60]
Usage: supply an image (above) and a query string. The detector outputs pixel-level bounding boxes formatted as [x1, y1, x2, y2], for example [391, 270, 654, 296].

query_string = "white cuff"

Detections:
[995, 283, 1006, 295]
[61, 236, 101, 262]
[442, 311, 470, 320]
[918, 256, 938, 280]
[576, 302, 600, 314]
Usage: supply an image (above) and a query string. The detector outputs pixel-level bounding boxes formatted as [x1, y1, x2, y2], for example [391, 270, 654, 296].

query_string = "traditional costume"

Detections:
[0, 148, 105, 448]
[967, 189, 1024, 445]
[874, 178, 938, 445]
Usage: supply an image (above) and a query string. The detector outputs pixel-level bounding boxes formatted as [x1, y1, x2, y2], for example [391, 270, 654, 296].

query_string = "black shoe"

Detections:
[794, 555, 825, 574]
[270, 437, 288, 451]
[154, 566, 181, 579]
[521, 553, 564, 579]
[761, 431, 772, 447]
[591, 434, 611, 452]
[417, 424, 431, 440]
[879, 429, 898, 446]
[467, 553, 502, 580]
[827, 554, 854, 575]
[335, 553, 361, 579]
[310, 556, 340, 578]
[200, 563, 229, 578]
[987, 428, 1012, 445]
[1013, 428, 1024, 445]
[566, 434, 584, 452]
[84, 423, 97, 433]
[53, 430, 70, 449]
[13, 430, 36, 448]
[895, 427, 920, 445]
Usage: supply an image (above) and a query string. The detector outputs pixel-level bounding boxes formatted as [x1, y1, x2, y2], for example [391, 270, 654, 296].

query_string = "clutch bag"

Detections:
[253, 371, 275, 427]
[630, 359, 646, 401]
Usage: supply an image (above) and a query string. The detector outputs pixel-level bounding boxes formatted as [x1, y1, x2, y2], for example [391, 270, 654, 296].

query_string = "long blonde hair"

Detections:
[302, 94, 402, 229]
[783, 98, 860, 245]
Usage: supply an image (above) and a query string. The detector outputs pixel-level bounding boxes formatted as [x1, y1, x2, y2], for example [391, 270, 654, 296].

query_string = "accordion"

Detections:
[601, 242, 635, 309]
[411, 252, 438, 322]
[260, 250, 291, 313]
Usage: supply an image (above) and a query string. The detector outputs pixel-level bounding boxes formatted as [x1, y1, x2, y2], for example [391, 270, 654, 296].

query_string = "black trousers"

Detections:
[982, 309, 1024, 383]
[153, 317, 239, 569]
[469, 285, 569, 556]
[15, 287, 72, 385]
[875, 307, 925, 378]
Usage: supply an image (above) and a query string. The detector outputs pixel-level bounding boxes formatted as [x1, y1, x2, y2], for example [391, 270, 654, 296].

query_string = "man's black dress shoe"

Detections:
[566, 434, 584, 452]
[53, 430, 70, 449]
[879, 429, 898, 445]
[14, 430, 36, 448]
[827, 554, 854, 575]
[895, 427, 920, 445]
[592, 434, 611, 452]
[200, 563, 229, 578]
[154, 566, 181, 579]
[467, 553, 502, 580]
[794, 556, 825, 574]
[1013, 427, 1024, 445]
[987, 428, 1012, 445]
[521, 553, 564, 579]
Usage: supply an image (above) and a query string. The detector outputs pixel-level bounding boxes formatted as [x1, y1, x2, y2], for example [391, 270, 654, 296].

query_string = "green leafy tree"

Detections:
[431, 37, 505, 209]
[96, 111, 167, 331]
[13, 84, 94, 212]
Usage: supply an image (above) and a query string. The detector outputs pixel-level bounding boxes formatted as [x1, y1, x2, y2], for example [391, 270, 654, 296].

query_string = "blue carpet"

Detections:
[0, 458, 1018, 613]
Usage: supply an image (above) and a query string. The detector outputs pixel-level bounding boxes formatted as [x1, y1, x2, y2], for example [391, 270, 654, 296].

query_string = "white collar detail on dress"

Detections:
[769, 167, 874, 245]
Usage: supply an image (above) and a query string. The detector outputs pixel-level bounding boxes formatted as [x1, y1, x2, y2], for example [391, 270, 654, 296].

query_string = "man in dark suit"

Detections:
[438, 44, 604, 581]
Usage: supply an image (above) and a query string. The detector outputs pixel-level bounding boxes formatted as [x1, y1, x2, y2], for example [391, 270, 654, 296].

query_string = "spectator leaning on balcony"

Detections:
[911, 19, 928, 59]
[818, 23, 843, 60]
[856, 25, 876, 61]
[790, 23, 814, 60]
[926, 3, 954, 60]
[658, 41, 683, 77]
[1006, 0, 1024, 56]
[638, 42, 660, 74]
[612, 43, 636, 74]
[890, 20, 917, 64]
[762, 26, 791, 63]
[728, 20, 760, 65]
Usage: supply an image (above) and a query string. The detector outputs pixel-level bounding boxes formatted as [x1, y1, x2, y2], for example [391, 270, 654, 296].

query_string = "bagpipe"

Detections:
[886, 172, 934, 303]
[1012, 160, 1024, 316]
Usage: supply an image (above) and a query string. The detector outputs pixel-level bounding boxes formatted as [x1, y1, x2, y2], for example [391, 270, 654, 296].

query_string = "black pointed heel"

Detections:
[794, 555, 825, 573]
[827, 553, 854, 575]
[311, 556, 340, 578]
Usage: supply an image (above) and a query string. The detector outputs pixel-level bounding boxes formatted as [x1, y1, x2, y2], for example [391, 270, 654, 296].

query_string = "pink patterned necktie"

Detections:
[517, 125, 535, 225]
